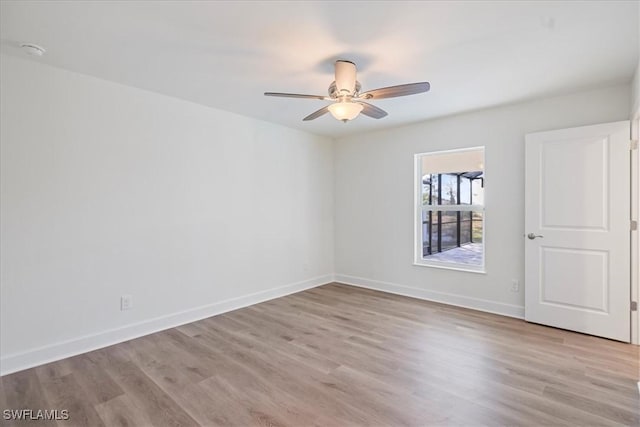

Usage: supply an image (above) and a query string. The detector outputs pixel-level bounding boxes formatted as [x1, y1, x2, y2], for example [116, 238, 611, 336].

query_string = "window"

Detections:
[415, 147, 485, 272]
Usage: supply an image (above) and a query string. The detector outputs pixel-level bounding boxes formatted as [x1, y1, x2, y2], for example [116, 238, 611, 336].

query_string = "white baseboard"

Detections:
[334, 274, 525, 319]
[0, 275, 333, 376]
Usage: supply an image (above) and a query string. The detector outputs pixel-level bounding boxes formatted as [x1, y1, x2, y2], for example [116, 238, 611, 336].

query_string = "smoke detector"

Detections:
[20, 43, 46, 56]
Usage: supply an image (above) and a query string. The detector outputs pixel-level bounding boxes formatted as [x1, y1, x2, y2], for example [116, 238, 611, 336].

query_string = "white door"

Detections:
[525, 121, 630, 342]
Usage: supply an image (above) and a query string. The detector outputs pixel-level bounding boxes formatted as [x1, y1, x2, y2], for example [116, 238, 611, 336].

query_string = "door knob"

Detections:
[527, 233, 543, 240]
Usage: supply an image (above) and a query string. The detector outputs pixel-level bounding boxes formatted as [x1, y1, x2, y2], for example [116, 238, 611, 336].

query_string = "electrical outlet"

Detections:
[121, 294, 133, 311]
[511, 280, 520, 292]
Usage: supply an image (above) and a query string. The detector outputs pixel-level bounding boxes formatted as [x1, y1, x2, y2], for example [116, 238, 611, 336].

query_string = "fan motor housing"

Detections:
[328, 81, 361, 99]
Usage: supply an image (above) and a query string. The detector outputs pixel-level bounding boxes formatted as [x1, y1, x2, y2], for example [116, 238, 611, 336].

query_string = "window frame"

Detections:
[414, 147, 486, 273]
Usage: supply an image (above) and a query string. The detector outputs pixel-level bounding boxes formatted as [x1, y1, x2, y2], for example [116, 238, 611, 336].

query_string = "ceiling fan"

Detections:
[264, 60, 430, 123]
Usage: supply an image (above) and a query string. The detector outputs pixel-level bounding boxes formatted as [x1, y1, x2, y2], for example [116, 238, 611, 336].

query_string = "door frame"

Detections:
[632, 110, 639, 345]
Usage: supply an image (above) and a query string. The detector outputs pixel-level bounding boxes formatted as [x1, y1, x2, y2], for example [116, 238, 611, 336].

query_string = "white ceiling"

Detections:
[1, 1, 638, 138]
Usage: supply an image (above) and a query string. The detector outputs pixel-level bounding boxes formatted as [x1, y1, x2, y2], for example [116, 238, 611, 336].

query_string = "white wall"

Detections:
[334, 85, 631, 317]
[0, 55, 334, 374]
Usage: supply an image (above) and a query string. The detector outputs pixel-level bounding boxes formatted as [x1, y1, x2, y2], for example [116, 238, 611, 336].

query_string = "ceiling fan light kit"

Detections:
[265, 60, 430, 123]
[328, 100, 363, 122]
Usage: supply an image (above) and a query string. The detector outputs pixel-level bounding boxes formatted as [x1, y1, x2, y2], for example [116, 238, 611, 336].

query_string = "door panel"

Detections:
[541, 247, 608, 313]
[541, 136, 608, 230]
[525, 121, 630, 342]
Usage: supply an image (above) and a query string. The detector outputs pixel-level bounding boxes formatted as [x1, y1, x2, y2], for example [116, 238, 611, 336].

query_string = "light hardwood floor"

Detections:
[1, 283, 639, 426]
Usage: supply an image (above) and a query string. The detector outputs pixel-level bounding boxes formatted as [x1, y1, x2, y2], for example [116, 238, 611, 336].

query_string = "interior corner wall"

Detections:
[333, 84, 631, 318]
[0, 54, 335, 374]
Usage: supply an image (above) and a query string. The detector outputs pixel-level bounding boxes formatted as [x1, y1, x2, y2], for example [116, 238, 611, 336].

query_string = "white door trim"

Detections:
[631, 112, 640, 345]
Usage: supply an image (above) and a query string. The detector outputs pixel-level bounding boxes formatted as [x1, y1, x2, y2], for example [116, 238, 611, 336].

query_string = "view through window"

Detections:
[415, 147, 485, 271]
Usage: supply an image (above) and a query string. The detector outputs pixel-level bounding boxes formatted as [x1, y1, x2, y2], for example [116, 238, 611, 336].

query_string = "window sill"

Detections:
[413, 261, 486, 274]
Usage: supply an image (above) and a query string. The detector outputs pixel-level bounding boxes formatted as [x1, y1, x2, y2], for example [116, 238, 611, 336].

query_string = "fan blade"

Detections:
[264, 92, 327, 100]
[303, 106, 330, 121]
[359, 82, 430, 100]
[356, 102, 388, 119]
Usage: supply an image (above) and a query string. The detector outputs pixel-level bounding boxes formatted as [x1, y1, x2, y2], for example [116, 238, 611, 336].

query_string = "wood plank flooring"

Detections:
[1, 283, 638, 426]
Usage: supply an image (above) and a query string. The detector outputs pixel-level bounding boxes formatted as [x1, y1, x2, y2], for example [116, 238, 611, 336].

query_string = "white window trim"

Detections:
[422, 204, 484, 212]
[413, 147, 486, 273]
